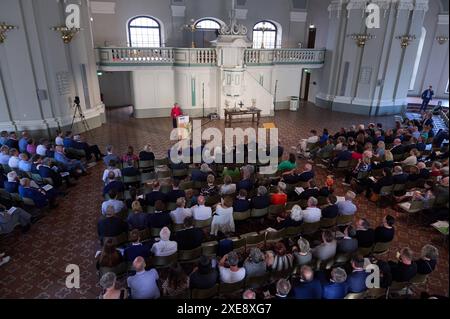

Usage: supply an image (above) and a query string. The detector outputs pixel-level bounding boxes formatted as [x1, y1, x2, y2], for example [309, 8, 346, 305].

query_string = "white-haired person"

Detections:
[219, 175, 236, 196]
[337, 191, 357, 216]
[139, 144, 155, 161]
[127, 257, 160, 299]
[210, 196, 235, 236]
[415, 244, 439, 275]
[99, 272, 128, 299]
[274, 278, 291, 299]
[302, 197, 321, 223]
[274, 204, 303, 230]
[191, 195, 212, 221]
[243, 248, 267, 278]
[270, 181, 288, 206]
[4, 171, 19, 193]
[292, 237, 312, 266]
[150, 227, 178, 257]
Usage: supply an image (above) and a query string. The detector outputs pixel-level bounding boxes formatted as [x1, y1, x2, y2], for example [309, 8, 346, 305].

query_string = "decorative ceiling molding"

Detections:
[90, 1, 116, 14]
[171, 5, 185, 17]
[290, 11, 307, 22]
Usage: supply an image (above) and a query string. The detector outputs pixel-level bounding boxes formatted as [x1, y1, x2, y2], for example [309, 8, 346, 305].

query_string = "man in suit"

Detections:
[337, 225, 358, 254]
[18, 178, 57, 208]
[389, 247, 417, 282]
[420, 85, 434, 112]
[103, 171, 125, 196]
[390, 139, 405, 155]
[251, 186, 270, 209]
[233, 189, 251, 213]
[172, 216, 204, 250]
[298, 164, 315, 182]
[355, 218, 375, 248]
[122, 160, 140, 178]
[123, 229, 153, 262]
[321, 195, 339, 219]
[345, 255, 368, 293]
[322, 267, 348, 299]
[236, 169, 253, 191]
[375, 215, 395, 243]
[291, 265, 322, 299]
[148, 200, 172, 229]
[166, 179, 185, 203]
[39, 158, 73, 188]
[145, 181, 167, 206]
[4, 171, 19, 193]
[97, 205, 128, 243]
[4, 132, 19, 151]
[366, 168, 394, 197]
[392, 166, 408, 184]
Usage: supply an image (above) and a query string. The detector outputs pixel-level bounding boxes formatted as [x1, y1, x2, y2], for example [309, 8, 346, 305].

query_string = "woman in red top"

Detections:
[122, 146, 139, 163]
[171, 103, 183, 128]
[271, 182, 288, 206]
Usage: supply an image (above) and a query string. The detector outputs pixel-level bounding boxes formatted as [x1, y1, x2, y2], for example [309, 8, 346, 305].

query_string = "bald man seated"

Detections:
[127, 257, 160, 299]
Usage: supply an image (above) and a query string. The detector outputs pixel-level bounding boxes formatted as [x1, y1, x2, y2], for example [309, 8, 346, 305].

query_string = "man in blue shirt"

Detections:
[18, 153, 32, 172]
[18, 131, 29, 153]
[54, 146, 87, 175]
[127, 257, 160, 299]
[346, 255, 369, 293]
[322, 267, 348, 299]
[420, 85, 434, 112]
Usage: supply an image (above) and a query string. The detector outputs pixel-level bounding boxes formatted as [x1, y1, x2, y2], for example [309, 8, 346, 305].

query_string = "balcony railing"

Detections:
[244, 48, 325, 65]
[96, 47, 324, 67]
[97, 47, 217, 66]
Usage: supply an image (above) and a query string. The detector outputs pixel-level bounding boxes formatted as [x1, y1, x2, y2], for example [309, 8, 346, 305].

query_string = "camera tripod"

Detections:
[70, 102, 91, 135]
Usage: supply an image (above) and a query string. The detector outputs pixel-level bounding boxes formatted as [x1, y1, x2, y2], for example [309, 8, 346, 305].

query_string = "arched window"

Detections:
[195, 19, 221, 30]
[409, 27, 426, 91]
[252, 21, 277, 49]
[128, 16, 161, 47]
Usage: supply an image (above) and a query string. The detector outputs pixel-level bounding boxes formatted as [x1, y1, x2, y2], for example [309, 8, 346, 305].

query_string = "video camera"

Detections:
[74, 96, 80, 105]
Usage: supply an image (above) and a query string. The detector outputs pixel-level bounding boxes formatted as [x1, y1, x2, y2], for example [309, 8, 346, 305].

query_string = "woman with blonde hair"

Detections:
[127, 200, 148, 230]
[220, 175, 236, 196]
[274, 204, 303, 229]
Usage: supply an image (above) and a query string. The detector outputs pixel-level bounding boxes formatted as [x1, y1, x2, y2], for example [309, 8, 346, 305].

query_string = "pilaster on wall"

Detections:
[316, 0, 432, 116]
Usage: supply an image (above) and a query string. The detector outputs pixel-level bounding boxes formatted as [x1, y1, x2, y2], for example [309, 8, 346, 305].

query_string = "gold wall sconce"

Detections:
[51, 26, 81, 44]
[436, 36, 449, 45]
[349, 34, 376, 47]
[0, 22, 18, 44]
[396, 35, 416, 49]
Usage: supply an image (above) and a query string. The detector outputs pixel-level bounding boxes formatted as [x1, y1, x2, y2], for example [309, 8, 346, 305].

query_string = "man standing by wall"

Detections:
[420, 85, 434, 112]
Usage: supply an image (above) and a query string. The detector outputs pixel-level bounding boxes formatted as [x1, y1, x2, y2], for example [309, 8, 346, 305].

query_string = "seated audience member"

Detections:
[390, 138, 405, 155]
[430, 161, 443, 177]
[173, 216, 204, 250]
[148, 200, 172, 229]
[139, 144, 155, 161]
[54, 130, 64, 147]
[18, 131, 29, 153]
[389, 247, 417, 282]
[302, 197, 321, 223]
[125, 187, 145, 210]
[355, 218, 375, 248]
[4, 171, 19, 193]
[127, 257, 160, 299]
[236, 169, 253, 192]
[218, 251, 246, 283]
[122, 146, 139, 163]
[121, 160, 140, 178]
[291, 265, 322, 299]
[233, 189, 251, 213]
[330, 144, 352, 168]
[103, 145, 120, 167]
[103, 171, 125, 195]
[185, 189, 197, 208]
[0, 145, 11, 165]
[210, 196, 235, 236]
[101, 190, 125, 215]
[38, 158, 68, 188]
[392, 166, 409, 184]
[35, 139, 49, 157]
[292, 237, 312, 266]
[344, 156, 372, 185]
[275, 279, 292, 299]
[322, 267, 348, 299]
[346, 255, 368, 293]
[96, 239, 123, 269]
[189, 256, 218, 289]
[191, 195, 212, 221]
[402, 148, 419, 166]
[127, 201, 148, 231]
[271, 182, 288, 205]
[102, 160, 122, 184]
[161, 263, 190, 297]
[366, 168, 394, 198]
[8, 149, 20, 169]
[0, 204, 32, 234]
[274, 205, 303, 229]
[295, 180, 321, 201]
[337, 191, 357, 216]
[200, 174, 219, 197]
[18, 153, 32, 172]
[170, 197, 191, 225]
[244, 248, 267, 278]
[416, 244, 439, 275]
[251, 186, 270, 209]
[321, 195, 339, 219]
[374, 215, 395, 243]
[123, 229, 152, 262]
[19, 178, 56, 208]
[297, 130, 320, 157]
[278, 153, 297, 172]
[54, 146, 87, 175]
[222, 166, 240, 179]
[166, 179, 185, 203]
[266, 241, 294, 272]
[99, 272, 128, 299]
[73, 134, 103, 162]
[417, 162, 431, 180]
[191, 163, 210, 182]
[145, 181, 167, 207]
[151, 227, 177, 257]
[97, 205, 128, 242]
[220, 175, 236, 196]
[312, 230, 337, 262]
[337, 225, 358, 254]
